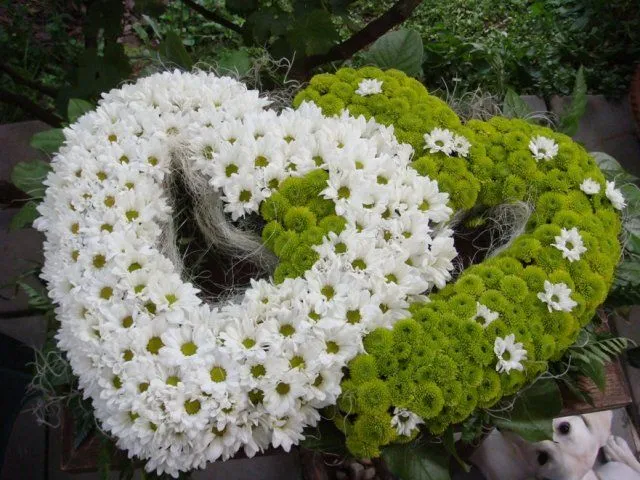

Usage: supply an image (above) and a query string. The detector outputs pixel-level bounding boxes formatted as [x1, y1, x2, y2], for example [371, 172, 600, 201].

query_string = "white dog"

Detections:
[470, 410, 640, 480]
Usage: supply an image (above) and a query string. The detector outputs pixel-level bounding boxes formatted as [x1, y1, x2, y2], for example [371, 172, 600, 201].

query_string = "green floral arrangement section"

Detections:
[294, 67, 623, 458]
[260, 169, 345, 283]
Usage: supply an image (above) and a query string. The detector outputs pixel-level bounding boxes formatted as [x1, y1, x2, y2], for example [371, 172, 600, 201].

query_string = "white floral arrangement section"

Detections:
[34, 70, 460, 477]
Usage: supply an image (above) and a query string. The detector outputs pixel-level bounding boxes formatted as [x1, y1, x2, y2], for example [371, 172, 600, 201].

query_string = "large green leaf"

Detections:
[493, 379, 562, 442]
[216, 49, 252, 76]
[382, 442, 451, 480]
[362, 29, 424, 77]
[613, 260, 640, 288]
[591, 151, 638, 183]
[287, 9, 340, 57]
[246, 7, 290, 44]
[30, 129, 64, 155]
[9, 202, 40, 231]
[503, 89, 532, 120]
[67, 98, 94, 123]
[559, 66, 587, 137]
[158, 31, 193, 70]
[11, 160, 51, 198]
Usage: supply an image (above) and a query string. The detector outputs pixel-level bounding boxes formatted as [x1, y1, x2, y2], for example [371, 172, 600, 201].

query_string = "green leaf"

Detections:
[591, 151, 639, 183]
[67, 98, 94, 123]
[626, 233, 640, 256]
[9, 202, 40, 231]
[606, 281, 640, 307]
[158, 31, 193, 70]
[287, 9, 340, 57]
[577, 358, 606, 391]
[30, 129, 64, 155]
[11, 160, 51, 198]
[300, 419, 348, 456]
[621, 183, 640, 217]
[613, 260, 640, 288]
[559, 66, 587, 137]
[216, 49, 252, 76]
[70, 395, 96, 450]
[246, 7, 290, 44]
[503, 89, 532, 119]
[16, 281, 52, 311]
[494, 379, 562, 442]
[382, 442, 451, 480]
[443, 427, 470, 472]
[362, 29, 424, 77]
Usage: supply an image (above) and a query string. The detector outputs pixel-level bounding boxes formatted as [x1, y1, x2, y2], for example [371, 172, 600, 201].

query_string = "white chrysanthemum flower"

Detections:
[551, 227, 587, 262]
[423, 128, 455, 155]
[605, 180, 626, 210]
[355, 78, 383, 96]
[537, 280, 577, 312]
[452, 134, 471, 157]
[494, 334, 527, 374]
[529, 135, 559, 161]
[472, 302, 499, 328]
[390, 407, 424, 436]
[580, 178, 601, 195]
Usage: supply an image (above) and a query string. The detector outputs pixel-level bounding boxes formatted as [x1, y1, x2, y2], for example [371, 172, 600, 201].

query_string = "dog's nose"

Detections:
[537, 451, 550, 466]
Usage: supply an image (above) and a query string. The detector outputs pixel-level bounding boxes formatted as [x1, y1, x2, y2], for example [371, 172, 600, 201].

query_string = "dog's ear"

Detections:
[583, 411, 613, 447]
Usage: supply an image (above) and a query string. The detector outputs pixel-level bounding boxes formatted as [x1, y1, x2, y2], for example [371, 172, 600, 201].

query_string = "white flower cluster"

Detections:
[423, 127, 471, 157]
[580, 177, 625, 211]
[35, 71, 457, 477]
[529, 136, 559, 161]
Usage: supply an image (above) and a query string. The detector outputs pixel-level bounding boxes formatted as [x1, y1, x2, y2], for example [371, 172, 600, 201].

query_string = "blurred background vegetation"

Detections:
[1, 0, 639, 125]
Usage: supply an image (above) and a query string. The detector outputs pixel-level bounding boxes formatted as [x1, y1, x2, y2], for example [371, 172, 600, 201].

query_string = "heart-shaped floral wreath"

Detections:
[35, 67, 625, 476]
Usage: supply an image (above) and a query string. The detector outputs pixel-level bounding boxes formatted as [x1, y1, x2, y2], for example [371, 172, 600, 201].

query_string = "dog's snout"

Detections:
[537, 451, 550, 466]
[558, 421, 571, 435]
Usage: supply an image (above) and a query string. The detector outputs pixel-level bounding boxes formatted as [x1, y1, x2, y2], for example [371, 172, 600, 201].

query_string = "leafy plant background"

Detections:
[2, 0, 640, 124]
[2, 1, 640, 479]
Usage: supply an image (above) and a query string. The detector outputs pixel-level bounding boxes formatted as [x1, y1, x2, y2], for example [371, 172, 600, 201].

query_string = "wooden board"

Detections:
[561, 360, 633, 415]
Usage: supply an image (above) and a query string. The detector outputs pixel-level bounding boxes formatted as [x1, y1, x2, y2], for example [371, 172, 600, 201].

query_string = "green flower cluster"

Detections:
[293, 67, 622, 457]
[260, 169, 345, 283]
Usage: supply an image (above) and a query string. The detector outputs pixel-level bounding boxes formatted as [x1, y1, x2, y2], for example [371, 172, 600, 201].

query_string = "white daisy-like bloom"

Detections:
[537, 280, 577, 312]
[355, 78, 383, 96]
[472, 302, 499, 328]
[423, 127, 455, 155]
[605, 180, 626, 210]
[551, 227, 587, 262]
[452, 134, 471, 157]
[34, 71, 457, 477]
[423, 128, 471, 157]
[580, 178, 601, 195]
[390, 407, 424, 436]
[494, 334, 527, 374]
[529, 135, 559, 161]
